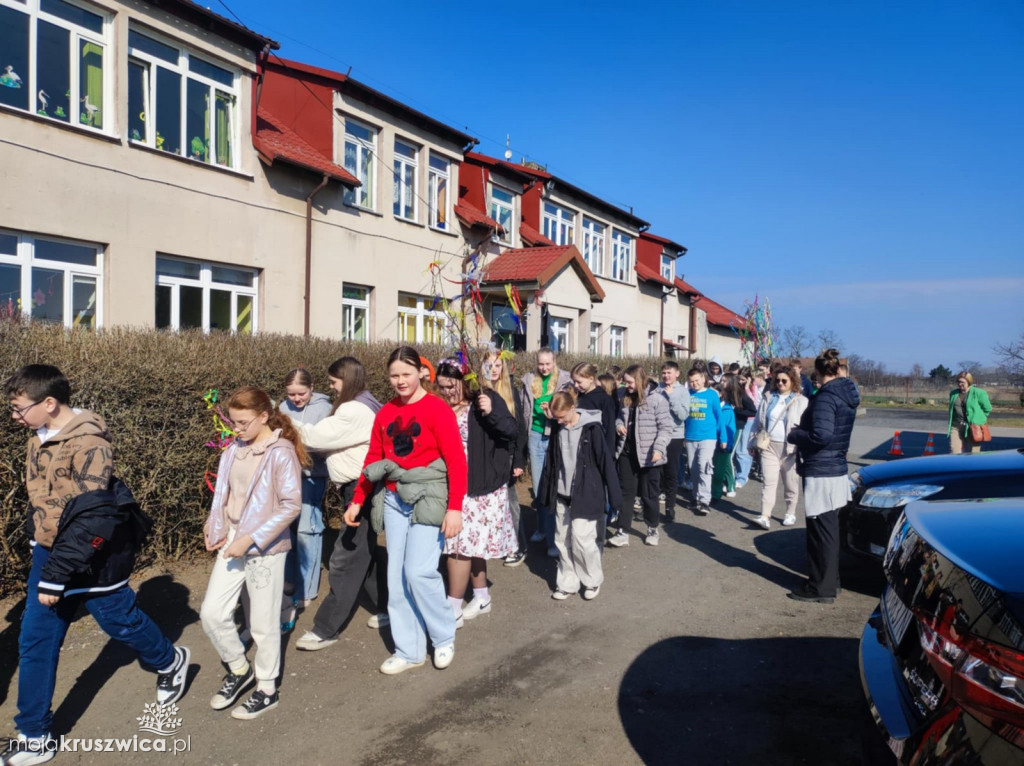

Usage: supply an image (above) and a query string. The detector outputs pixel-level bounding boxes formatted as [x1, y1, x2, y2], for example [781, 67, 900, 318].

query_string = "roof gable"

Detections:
[481, 245, 605, 301]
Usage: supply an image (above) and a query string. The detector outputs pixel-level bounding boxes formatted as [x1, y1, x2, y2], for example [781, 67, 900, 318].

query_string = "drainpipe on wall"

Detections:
[688, 301, 698, 357]
[304, 174, 330, 336]
[659, 290, 666, 357]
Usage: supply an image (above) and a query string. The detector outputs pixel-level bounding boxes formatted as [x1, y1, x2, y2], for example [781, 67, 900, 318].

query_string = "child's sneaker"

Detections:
[462, 596, 491, 621]
[231, 689, 279, 720]
[0, 733, 56, 765]
[295, 630, 339, 651]
[551, 589, 572, 600]
[210, 667, 255, 710]
[582, 586, 601, 601]
[644, 527, 660, 546]
[366, 612, 390, 629]
[433, 643, 455, 669]
[607, 530, 630, 547]
[156, 645, 190, 706]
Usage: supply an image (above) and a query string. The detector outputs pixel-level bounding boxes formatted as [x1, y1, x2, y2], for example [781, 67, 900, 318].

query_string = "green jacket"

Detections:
[947, 386, 992, 437]
[363, 458, 449, 534]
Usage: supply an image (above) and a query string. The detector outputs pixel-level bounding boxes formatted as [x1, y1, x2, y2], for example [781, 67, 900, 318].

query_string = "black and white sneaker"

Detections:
[156, 645, 190, 706]
[231, 689, 279, 720]
[210, 667, 255, 711]
[0, 734, 56, 765]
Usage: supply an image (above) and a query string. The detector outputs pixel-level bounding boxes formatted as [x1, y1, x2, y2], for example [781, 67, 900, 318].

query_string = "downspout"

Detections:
[689, 300, 698, 357]
[660, 290, 666, 357]
[252, 44, 270, 139]
[304, 174, 330, 336]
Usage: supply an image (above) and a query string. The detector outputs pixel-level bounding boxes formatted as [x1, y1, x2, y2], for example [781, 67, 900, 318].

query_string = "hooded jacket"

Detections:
[576, 386, 617, 454]
[294, 391, 382, 484]
[788, 377, 861, 477]
[279, 392, 333, 477]
[655, 382, 690, 440]
[708, 356, 725, 383]
[616, 391, 674, 466]
[25, 409, 113, 548]
[466, 389, 518, 497]
[538, 410, 622, 521]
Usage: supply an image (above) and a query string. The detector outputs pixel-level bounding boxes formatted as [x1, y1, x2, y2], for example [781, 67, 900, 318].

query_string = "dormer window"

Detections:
[542, 202, 575, 246]
[660, 254, 674, 282]
[490, 186, 514, 243]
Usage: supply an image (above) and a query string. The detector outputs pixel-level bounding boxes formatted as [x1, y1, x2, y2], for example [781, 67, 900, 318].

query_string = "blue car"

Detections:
[843, 448, 1024, 561]
[860, 497, 1024, 764]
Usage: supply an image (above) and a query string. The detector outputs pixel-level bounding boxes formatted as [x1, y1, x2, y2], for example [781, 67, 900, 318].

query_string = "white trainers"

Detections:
[551, 589, 572, 600]
[380, 655, 426, 675]
[756, 516, 771, 530]
[782, 515, 797, 527]
[725, 490, 736, 498]
[434, 643, 455, 669]
[582, 586, 601, 601]
[644, 527, 660, 546]
[462, 597, 492, 621]
[295, 630, 339, 651]
[1, 734, 56, 765]
[156, 645, 190, 706]
[607, 530, 630, 547]
[367, 613, 390, 629]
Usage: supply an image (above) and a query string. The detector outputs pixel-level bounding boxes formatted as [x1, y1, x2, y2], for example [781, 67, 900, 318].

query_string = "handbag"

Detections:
[969, 423, 992, 442]
[754, 429, 772, 451]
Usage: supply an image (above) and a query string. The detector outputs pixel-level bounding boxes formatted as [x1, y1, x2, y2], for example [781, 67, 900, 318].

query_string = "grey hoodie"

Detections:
[280, 392, 333, 477]
[556, 409, 602, 496]
[708, 355, 725, 384]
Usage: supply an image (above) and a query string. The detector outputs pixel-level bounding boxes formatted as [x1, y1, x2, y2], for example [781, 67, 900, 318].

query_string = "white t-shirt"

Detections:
[36, 408, 83, 444]
[767, 396, 794, 442]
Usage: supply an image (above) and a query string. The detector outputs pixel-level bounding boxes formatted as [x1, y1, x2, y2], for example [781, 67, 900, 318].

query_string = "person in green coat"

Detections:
[946, 371, 992, 454]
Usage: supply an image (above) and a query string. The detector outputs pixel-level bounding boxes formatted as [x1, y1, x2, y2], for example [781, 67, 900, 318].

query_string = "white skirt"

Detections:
[802, 475, 851, 518]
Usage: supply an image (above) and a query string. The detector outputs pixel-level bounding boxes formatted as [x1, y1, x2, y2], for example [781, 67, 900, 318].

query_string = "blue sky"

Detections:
[234, 0, 1023, 371]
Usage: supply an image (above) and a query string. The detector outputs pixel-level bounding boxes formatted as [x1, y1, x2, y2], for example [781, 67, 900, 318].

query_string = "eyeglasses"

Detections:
[776, 378, 791, 386]
[231, 418, 256, 431]
[10, 400, 42, 418]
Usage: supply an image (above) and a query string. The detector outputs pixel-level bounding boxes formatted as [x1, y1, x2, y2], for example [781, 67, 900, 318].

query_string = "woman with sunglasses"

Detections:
[750, 364, 807, 529]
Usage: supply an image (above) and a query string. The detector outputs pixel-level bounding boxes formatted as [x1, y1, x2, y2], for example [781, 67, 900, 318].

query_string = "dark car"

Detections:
[860, 497, 1024, 764]
[842, 448, 1024, 561]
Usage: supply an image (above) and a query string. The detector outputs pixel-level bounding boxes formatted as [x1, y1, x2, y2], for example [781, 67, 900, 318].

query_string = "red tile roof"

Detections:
[696, 295, 745, 329]
[253, 108, 359, 186]
[635, 261, 675, 289]
[454, 201, 503, 233]
[481, 245, 605, 301]
[674, 277, 702, 296]
[519, 222, 555, 247]
[641, 231, 687, 254]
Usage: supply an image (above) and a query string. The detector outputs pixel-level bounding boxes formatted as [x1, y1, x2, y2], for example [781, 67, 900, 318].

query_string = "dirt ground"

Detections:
[7, 413, 1015, 766]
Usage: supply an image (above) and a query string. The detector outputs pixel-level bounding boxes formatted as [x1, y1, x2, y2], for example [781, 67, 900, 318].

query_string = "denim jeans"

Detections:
[286, 476, 327, 602]
[17, 544, 175, 737]
[734, 420, 754, 484]
[383, 491, 454, 663]
[527, 429, 553, 547]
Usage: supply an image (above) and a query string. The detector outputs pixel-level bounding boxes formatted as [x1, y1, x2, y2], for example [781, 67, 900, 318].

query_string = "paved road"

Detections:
[0, 412, 1021, 765]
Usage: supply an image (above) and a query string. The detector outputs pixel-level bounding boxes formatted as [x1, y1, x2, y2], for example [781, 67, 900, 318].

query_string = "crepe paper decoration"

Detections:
[731, 295, 777, 366]
[204, 471, 218, 493]
[202, 388, 236, 450]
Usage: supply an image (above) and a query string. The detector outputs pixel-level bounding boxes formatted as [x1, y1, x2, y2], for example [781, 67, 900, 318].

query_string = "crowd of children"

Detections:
[2, 349, 845, 764]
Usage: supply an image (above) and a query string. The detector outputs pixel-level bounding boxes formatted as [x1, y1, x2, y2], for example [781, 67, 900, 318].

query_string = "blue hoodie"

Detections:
[718, 403, 736, 452]
[684, 387, 725, 443]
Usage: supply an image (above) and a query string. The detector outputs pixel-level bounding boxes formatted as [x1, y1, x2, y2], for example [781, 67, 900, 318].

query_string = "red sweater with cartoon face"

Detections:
[352, 393, 467, 510]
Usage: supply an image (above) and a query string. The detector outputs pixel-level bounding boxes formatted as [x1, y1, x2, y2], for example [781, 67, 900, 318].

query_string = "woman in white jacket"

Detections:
[288, 358, 388, 651]
[750, 364, 808, 529]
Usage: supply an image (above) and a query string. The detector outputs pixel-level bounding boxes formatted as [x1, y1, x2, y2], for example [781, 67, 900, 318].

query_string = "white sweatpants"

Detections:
[553, 499, 603, 593]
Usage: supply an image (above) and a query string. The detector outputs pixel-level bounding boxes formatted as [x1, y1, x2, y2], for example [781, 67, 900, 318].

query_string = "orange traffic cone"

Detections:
[888, 431, 903, 456]
[923, 433, 936, 456]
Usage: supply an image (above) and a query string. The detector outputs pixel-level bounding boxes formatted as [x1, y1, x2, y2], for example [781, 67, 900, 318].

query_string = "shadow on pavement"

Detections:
[618, 635, 865, 766]
[0, 597, 26, 706]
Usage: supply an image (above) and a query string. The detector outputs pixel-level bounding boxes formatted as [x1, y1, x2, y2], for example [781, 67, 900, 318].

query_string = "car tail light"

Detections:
[917, 610, 1024, 736]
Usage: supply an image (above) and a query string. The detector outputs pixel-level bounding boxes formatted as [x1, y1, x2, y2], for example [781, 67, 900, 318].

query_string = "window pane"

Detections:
[236, 294, 253, 334]
[41, 0, 102, 33]
[211, 265, 253, 286]
[395, 140, 415, 159]
[360, 148, 373, 206]
[398, 294, 417, 309]
[345, 120, 372, 142]
[37, 21, 70, 122]
[0, 6, 29, 111]
[78, 39, 103, 128]
[186, 78, 209, 162]
[129, 30, 177, 64]
[189, 56, 233, 87]
[0, 263, 20, 320]
[128, 60, 147, 141]
[214, 90, 232, 166]
[434, 174, 447, 228]
[343, 285, 367, 301]
[71, 275, 96, 328]
[156, 67, 181, 154]
[31, 267, 64, 323]
[179, 285, 202, 329]
[429, 155, 449, 172]
[492, 187, 513, 204]
[343, 304, 366, 341]
[34, 239, 96, 266]
[156, 257, 200, 279]
[209, 289, 230, 331]
[0, 233, 17, 255]
[155, 283, 171, 328]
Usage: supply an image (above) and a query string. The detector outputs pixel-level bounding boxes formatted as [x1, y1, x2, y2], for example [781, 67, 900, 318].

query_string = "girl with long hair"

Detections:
[750, 365, 807, 529]
[200, 386, 306, 720]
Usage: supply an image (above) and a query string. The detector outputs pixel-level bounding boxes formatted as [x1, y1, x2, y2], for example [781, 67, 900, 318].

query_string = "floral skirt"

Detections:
[443, 484, 516, 559]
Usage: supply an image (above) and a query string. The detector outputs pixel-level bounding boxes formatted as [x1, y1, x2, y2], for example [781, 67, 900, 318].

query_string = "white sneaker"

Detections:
[367, 613, 390, 629]
[582, 586, 601, 601]
[462, 597, 492, 621]
[380, 655, 425, 675]
[295, 630, 339, 651]
[782, 515, 796, 526]
[725, 490, 736, 498]
[551, 589, 572, 600]
[607, 530, 630, 547]
[755, 516, 771, 530]
[1, 733, 56, 765]
[644, 527, 660, 546]
[434, 643, 455, 669]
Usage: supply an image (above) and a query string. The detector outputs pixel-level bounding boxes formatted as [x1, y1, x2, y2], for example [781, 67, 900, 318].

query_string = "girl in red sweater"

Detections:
[344, 347, 467, 674]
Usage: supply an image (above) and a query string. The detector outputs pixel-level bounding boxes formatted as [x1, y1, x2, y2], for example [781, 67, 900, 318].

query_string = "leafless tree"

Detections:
[957, 360, 982, 374]
[910, 363, 924, 378]
[817, 328, 843, 352]
[994, 333, 1024, 385]
[781, 325, 810, 357]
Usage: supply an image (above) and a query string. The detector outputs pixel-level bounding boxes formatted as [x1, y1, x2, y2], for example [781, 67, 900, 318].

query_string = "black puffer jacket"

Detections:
[538, 420, 622, 521]
[37, 477, 153, 598]
[466, 390, 518, 497]
[788, 377, 860, 477]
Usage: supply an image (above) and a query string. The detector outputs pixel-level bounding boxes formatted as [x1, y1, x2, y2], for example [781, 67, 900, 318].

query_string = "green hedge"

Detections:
[0, 321, 675, 596]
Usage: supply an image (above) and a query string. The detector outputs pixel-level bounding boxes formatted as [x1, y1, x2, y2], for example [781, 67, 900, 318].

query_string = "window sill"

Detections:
[344, 203, 383, 217]
[429, 225, 459, 238]
[0, 102, 122, 145]
[597, 274, 636, 287]
[394, 216, 424, 228]
[128, 141, 254, 180]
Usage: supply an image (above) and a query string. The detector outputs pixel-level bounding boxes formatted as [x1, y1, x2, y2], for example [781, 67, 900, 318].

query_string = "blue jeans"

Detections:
[383, 491, 454, 663]
[17, 544, 174, 737]
[734, 420, 754, 484]
[286, 476, 327, 601]
[527, 429, 554, 548]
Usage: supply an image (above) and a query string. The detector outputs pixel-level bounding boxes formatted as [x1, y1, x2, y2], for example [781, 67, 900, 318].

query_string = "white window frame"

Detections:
[609, 325, 625, 358]
[0, 0, 112, 134]
[610, 230, 633, 282]
[581, 217, 606, 275]
[393, 138, 417, 222]
[542, 202, 576, 246]
[342, 283, 370, 341]
[660, 253, 675, 282]
[648, 331, 657, 357]
[427, 153, 452, 230]
[343, 117, 377, 209]
[155, 256, 257, 333]
[548, 316, 569, 353]
[489, 185, 514, 244]
[589, 322, 600, 354]
[127, 26, 240, 168]
[0, 228, 103, 328]
[397, 292, 447, 344]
